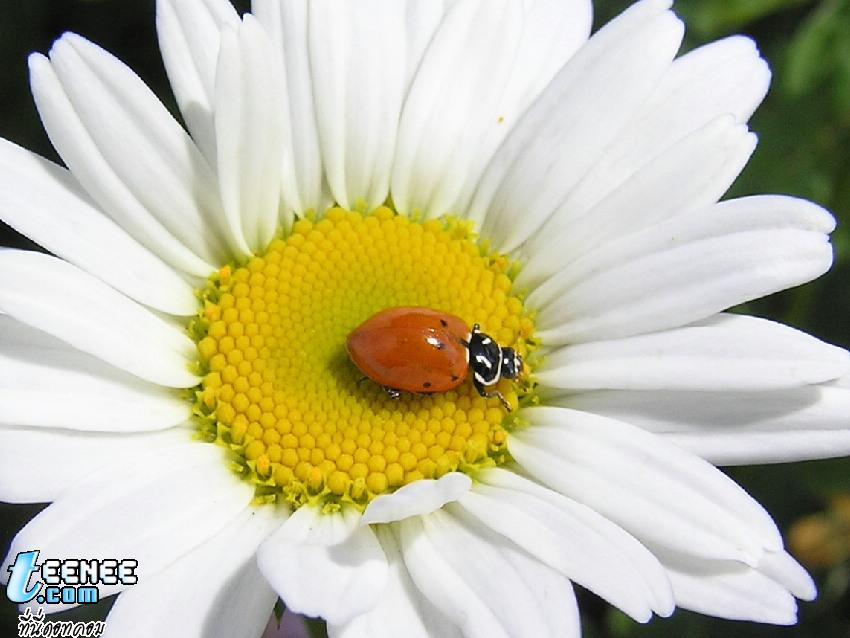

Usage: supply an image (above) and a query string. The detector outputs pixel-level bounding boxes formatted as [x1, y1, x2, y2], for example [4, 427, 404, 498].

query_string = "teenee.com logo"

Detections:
[6, 550, 138, 638]
[7, 551, 137, 605]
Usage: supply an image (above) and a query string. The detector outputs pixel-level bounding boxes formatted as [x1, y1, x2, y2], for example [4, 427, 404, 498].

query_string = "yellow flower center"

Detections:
[190, 207, 535, 510]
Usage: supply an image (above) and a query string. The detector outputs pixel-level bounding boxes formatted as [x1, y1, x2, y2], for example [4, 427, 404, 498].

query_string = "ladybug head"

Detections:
[500, 347, 522, 380]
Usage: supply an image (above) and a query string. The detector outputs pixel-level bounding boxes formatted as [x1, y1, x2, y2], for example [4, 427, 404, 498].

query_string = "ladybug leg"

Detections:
[382, 386, 402, 400]
[473, 377, 486, 397]
[473, 378, 512, 412]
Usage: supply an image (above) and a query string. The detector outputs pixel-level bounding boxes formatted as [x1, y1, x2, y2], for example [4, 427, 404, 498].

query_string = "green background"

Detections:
[0, 1, 849, 636]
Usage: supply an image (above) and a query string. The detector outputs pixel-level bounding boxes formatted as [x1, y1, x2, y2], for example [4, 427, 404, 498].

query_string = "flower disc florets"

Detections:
[190, 207, 535, 510]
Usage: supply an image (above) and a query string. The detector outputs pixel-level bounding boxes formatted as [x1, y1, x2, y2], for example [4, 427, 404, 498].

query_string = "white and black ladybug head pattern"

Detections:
[464, 324, 522, 411]
[467, 324, 517, 386]
[500, 347, 522, 380]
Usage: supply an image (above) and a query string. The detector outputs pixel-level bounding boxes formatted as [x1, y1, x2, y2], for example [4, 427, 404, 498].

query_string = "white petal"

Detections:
[215, 16, 284, 254]
[391, 0, 521, 219]
[0, 426, 190, 504]
[361, 472, 471, 525]
[537, 314, 850, 391]
[257, 523, 388, 625]
[510, 407, 782, 564]
[668, 430, 850, 466]
[519, 116, 756, 289]
[520, 35, 770, 264]
[0, 139, 196, 316]
[398, 508, 581, 637]
[565, 377, 850, 464]
[273, 503, 360, 546]
[252, 0, 330, 215]
[39, 35, 232, 269]
[329, 526, 461, 638]
[472, 0, 684, 249]
[532, 195, 835, 344]
[455, 472, 670, 622]
[103, 506, 281, 638]
[499, 539, 581, 638]
[758, 550, 816, 601]
[28, 53, 213, 278]
[492, 0, 592, 128]
[392, 0, 591, 219]
[156, 0, 240, 165]
[1, 441, 253, 613]
[419, 509, 564, 637]
[399, 515, 509, 638]
[57, 32, 228, 257]
[474, 467, 675, 616]
[660, 550, 800, 625]
[399, 1, 454, 90]
[643, 34, 770, 124]
[308, 0, 408, 211]
[0, 251, 199, 388]
[0, 314, 188, 432]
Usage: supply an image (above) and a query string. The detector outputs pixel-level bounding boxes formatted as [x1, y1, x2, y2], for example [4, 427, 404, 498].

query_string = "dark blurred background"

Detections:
[0, 1, 849, 636]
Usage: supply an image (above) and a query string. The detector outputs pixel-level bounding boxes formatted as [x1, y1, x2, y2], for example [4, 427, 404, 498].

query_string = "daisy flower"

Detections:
[2, 0, 850, 636]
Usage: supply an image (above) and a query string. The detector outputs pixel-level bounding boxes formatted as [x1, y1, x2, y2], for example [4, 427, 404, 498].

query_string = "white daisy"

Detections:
[1, 0, 849, 636]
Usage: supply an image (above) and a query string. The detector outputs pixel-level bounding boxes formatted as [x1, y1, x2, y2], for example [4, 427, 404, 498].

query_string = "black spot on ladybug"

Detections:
[439, 319, 448, 327]
[423, 381, 432, 389]
[451, 375, 459, 382]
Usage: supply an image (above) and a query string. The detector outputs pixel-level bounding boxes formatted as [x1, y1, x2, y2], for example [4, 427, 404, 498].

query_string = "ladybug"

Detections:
[346, 306, 523, 410]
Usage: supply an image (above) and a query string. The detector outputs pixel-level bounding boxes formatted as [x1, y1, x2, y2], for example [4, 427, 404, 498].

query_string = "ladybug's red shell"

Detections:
[346, 307, 471, 394]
